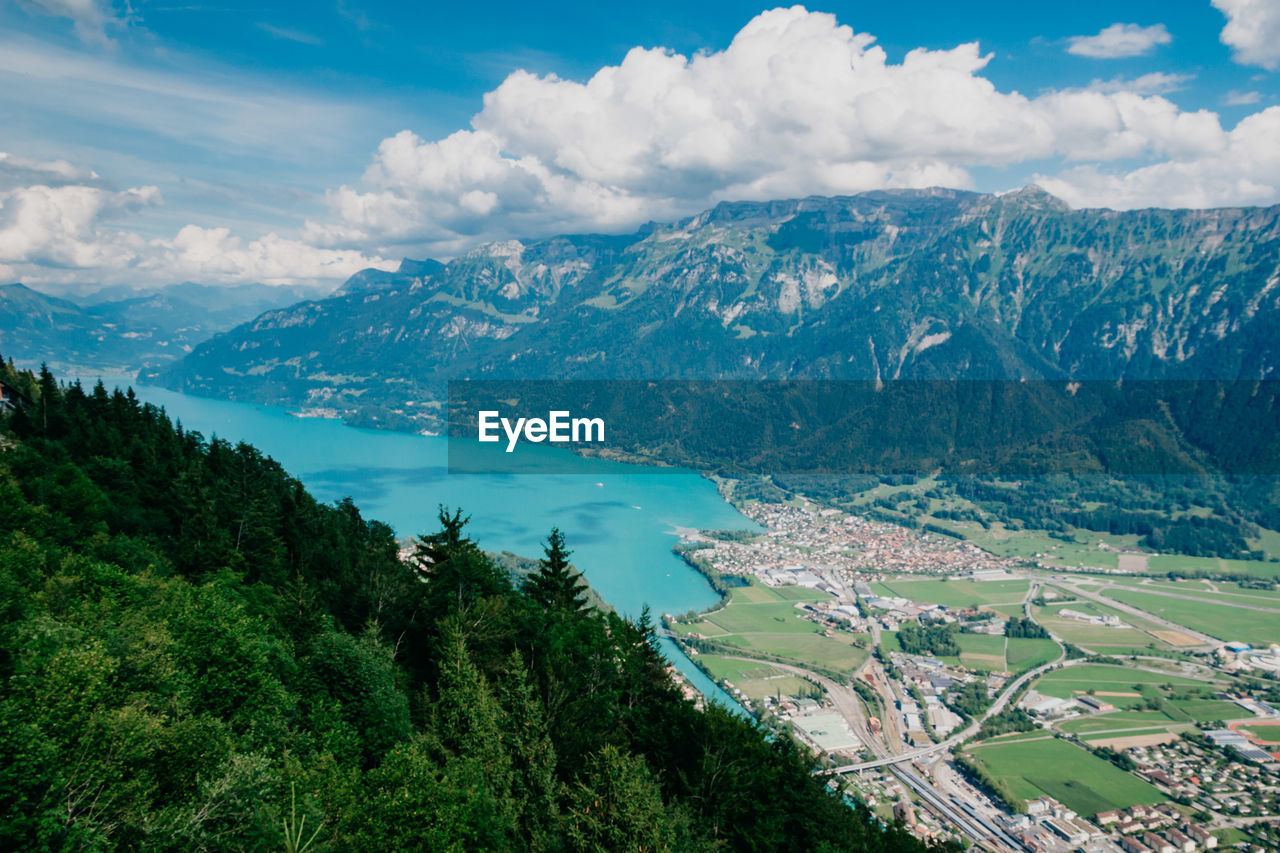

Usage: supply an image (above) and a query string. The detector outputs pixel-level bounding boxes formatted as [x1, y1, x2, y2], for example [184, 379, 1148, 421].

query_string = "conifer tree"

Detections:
[525, 527, 587, 612]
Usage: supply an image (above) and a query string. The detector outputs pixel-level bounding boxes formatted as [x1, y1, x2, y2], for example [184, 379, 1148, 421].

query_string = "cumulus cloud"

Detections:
[1036, 107, 1280, 209]
[0, 182, 157, 272]
[1066, 23, 1172, 59]
[11, 6, 1280, 288]
[0, 152, 392, 288]
[1213, 0, 1280, 70]
[307, 7, 1241, 255]
[147, 226, 390, 285]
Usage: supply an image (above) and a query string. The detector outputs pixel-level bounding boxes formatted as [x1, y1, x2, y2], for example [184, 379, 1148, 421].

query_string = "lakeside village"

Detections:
[661, 500, 1280, 853]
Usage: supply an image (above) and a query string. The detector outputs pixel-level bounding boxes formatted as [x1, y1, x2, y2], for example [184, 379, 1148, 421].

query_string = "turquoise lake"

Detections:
[96, 378, 758, 709]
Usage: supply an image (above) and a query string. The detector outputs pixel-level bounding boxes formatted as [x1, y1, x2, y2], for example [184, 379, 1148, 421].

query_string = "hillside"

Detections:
[150, 187, 1280, 432]
[0, 281, 325, 373]
[0, 362, 941, 852]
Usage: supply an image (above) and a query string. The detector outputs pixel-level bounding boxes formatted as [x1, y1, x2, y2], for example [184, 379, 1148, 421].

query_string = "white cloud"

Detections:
[1037, 107, 1280, 209]
[1066, 23, 1172, 59]
[0, 151, 101, 190]
[17, 0, 121, 45]
[0, 152, 392, 287]
[308, 7, 1241, 255]
[1213, 0, 1280, 70]
[1225, 89, 1263, 105]
[255, 22, 325, 47]
[1086, 72, 1193, 95]
[0, 183, 155, 269]
[0, 35, 376, 159]
[147, 226, 390, 285]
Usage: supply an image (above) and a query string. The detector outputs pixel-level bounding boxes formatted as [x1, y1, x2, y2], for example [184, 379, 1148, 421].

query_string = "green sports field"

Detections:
[964, 735, 1166, 816]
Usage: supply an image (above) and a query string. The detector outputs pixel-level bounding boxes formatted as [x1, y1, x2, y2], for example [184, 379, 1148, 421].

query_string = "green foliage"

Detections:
[524, 527, 589, 613]
[897, 621, 961, 657]
[946, 682, 990, 719]
[1005, 617, 1049, 639]
[977, 707, 1038, 740]
[0, 365, 933, 852]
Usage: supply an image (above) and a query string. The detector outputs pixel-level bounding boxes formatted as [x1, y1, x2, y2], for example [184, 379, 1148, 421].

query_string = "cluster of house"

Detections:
[1095, 805, 1217, 852]
[720, 501, 1015, 581]
[859, 593, 948, 626]
[1128, 738, 1278, 818]
[664, 665, 705, 711]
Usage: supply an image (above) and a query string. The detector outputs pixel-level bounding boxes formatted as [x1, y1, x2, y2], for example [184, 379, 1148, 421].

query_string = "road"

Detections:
[715, 648, 1079, 851]
[827, 653, 1082, 773]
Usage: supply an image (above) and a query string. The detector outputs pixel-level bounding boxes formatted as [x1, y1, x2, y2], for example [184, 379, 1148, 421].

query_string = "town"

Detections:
[665, 498, 1280, 852]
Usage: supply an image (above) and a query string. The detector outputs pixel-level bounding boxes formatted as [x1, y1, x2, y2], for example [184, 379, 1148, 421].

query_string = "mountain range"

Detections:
[0, 281, 327, 373]
[145, 186, 1280, 432]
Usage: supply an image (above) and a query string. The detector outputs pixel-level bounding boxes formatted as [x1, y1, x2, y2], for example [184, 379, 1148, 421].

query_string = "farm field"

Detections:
[673, 583, 869, 673]
[1101, 578, 1280, 607]
[879, 631, 1056, 673]
[1104, 588, 1280, 646]
[1006, 638, 1060, 671]
[1057, 712, 1188, 736]
[1147, 553, 1280, 579]
[694, 655, 817, 701]
[1033, 601, 1157, 649]
[1032, 665, 1235, 723]
[963, 736, 1166, 816]
[1034, 664, 1206, 701]
[869, 577, 1029, 608]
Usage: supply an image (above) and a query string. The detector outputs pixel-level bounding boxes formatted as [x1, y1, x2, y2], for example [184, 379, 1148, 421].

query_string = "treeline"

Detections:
[952, 753, 1022, 814]
[976, 707, 1037, 740]
[1005, 617, 1049, 639]
[897, 621, 960, 657]
[0, 362, 947, 852]
[947, 475, 1275, 561]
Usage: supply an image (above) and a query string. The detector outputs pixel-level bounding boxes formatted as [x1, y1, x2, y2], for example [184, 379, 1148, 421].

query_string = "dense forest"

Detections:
[0, 360, 946, 851]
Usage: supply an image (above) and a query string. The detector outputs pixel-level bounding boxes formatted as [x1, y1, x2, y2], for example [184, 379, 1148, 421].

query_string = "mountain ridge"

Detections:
[1, 281, 329, 372]
[147, 186, 1280, 431]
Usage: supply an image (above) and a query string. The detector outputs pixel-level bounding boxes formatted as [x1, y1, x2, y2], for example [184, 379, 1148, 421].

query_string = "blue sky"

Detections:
[1, 1, 1278, 290]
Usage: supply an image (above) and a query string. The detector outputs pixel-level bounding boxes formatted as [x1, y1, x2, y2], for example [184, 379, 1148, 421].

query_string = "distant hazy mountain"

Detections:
[150, 187, 1280, 430]
[0, 281, 328, 372]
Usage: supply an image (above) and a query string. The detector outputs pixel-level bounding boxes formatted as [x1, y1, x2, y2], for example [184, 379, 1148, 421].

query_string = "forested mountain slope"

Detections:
[0, 360, 941, 852]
